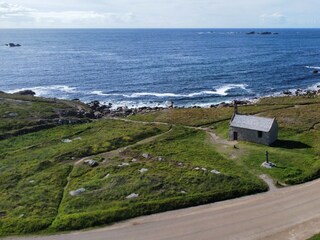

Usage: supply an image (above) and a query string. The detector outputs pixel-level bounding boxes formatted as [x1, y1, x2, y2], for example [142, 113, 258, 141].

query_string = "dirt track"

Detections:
[7, 178, 320, 240]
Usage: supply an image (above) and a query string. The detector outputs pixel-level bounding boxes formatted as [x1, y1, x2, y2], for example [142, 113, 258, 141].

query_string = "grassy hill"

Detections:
[1, 93, 320, 236]
[309, 234, 320, 240]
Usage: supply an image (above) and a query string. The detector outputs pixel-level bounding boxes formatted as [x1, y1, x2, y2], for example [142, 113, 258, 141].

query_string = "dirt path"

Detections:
[75, 126, 173, 165]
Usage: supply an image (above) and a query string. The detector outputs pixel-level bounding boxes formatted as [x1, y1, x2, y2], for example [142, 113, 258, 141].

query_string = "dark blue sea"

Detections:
[1, 29, 320, 108]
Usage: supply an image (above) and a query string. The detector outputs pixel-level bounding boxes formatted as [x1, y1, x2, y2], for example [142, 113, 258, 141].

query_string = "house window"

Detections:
[258, 131, 263, 138]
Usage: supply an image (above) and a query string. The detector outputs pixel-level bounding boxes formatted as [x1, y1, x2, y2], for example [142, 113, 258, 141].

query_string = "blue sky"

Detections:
[0, 0, 320, 28]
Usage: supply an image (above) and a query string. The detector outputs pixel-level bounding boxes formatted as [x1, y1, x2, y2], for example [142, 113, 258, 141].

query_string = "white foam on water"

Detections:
[125, 92, 183, 98]
[305, 66, 320, 70]
[307, 82, 320, 91]
[90, 90, 122, 97]
[7, 85, 77, 96]
[91, 83, 249, 99]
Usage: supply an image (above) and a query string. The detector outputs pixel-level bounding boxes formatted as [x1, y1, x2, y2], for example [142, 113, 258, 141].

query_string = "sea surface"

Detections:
[1, 29, 320, 108]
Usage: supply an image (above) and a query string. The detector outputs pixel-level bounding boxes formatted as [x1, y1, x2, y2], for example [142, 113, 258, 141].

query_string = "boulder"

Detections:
[7, 112, 18, 117]
[126, 193, 139, 199]
[14, 90, 36, 96]
[88, 100, 100, 110]
[211, 169, 221, 175]
[93, 111, 103, 118]
[261, 161, 276, 169]
[138, 168, 148, 173]
[69, 188, 86, 196]
[142, 153, 150, 159]
[84, 159, 99, 167]
[118, 162, 130, 167]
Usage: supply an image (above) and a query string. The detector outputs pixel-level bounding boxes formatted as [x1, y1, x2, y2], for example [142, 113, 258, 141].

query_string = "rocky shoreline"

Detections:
[4, 86, 320, 119]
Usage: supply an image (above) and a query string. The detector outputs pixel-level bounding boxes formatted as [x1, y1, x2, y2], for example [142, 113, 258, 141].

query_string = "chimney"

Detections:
[233, 100, 238, 114]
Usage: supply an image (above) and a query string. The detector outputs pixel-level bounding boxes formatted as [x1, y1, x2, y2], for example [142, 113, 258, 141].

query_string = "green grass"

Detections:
[128, 104, 290, 127]
[309, 234, 320, 240]
[0, 92, 90, 137]
[210, 101, 320, 185]
[0, 105, 169, 236]
[51, 126, 267, 231]
[2, 93, 320, 236]
[258, 95, 320, 105]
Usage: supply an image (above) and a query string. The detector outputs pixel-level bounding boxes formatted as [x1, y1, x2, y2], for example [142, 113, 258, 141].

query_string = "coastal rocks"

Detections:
[94, 111, 103, 118]
[5, 43, 21, 47]
[88, 100, 100, 110]
[165, 101, 174, 108]
[14, 90, 36, 96]
[259, 32, 273, 35]
[283, 90, 292, 95]
[69, 188, 86, 196]
[84, 159, 99, 167]
[246, 32, 278, 35]
[282, 88, 320, 97]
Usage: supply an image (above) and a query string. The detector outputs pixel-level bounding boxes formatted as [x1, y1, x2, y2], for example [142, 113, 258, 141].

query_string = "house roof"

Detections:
[230, 114, 276, 132]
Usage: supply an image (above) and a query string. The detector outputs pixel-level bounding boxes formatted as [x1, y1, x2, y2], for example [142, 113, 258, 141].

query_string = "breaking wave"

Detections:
[7, 85, 77, 96]
[91, 84, 248, 98]
[305, 66, 320, 70]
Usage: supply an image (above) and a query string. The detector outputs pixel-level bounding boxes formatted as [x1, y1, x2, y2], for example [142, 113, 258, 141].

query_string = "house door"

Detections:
[233, 132, 238, 141]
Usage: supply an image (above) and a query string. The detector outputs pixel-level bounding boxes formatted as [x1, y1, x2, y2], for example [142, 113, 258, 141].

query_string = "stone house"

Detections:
[229, 104, 278, 145]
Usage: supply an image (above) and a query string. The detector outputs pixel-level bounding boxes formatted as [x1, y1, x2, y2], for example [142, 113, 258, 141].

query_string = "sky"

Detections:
[0, 0, 320, 28]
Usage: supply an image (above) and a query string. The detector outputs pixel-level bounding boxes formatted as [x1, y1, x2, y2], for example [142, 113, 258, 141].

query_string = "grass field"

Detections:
[309, 234, 320, 240]
[1, 93, 320, 236]
[51, 126, 266, 231]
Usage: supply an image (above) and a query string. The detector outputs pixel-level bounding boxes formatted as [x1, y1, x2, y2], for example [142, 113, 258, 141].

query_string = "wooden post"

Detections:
[266, 150, 269, 163]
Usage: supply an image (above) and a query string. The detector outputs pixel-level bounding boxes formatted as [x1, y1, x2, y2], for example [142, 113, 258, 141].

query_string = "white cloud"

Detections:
[0, 2, 34, 18]
[1, 0, 320, 28]
[260, 12, 287, 25]
[0, 2, 134, 27]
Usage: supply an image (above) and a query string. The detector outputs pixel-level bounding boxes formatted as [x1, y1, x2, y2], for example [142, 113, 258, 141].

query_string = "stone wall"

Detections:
[229, 123, 278, 146]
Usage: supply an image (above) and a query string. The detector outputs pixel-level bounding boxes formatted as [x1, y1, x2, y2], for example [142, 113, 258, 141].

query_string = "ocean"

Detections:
[1, 29, 320, 108]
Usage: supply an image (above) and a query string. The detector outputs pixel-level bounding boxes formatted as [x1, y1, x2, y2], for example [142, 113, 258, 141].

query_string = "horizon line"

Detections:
[1, 27, 320, 30]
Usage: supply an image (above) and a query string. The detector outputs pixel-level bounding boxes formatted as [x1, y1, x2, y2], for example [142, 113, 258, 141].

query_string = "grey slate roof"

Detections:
[230, 114, 276, 132]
